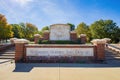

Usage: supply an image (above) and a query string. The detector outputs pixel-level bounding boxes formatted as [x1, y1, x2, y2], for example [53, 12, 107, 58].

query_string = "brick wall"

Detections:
[15, 40, 105, 63]
[34, 37, 39, 44]
[43, 32, 49, 40]
[70, 32, 77, 42]
[80, 34, 87, 44]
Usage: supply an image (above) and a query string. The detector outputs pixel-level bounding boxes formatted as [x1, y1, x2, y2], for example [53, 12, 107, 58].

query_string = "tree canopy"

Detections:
[41, 26, 49, 32]
[11, 22, 38, 40]
[75, 22, 92, 41]
[38, 26, 49, 36]
[90, 19, 120, 43]
[11, 24, 23, 38]
[0, 14, 13, 42]
[18, 22, 38, 39]
[67, 23, 75, 31]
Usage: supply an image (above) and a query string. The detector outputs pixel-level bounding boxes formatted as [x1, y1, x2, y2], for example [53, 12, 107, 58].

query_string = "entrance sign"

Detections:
[50, 24, 70, 40]
[26, 48, 94, 56]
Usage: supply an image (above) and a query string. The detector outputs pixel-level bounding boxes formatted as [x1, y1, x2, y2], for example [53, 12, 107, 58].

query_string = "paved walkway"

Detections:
[0, 62, 120, 80]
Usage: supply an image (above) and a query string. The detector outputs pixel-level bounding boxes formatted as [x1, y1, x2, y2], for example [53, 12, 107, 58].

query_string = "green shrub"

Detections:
[38, 40, 81, 44]
[55, 40, 77, 44]
[38, 40, 42, 44]
[76, 38, 81, 44]
[41, 40, 50, 44]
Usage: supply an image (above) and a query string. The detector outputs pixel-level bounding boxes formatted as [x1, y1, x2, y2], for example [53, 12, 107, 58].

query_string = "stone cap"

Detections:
[91, 39, 106, 44]
[102, 38, 111, 43]
[34, 34, 40, 37]
[43, 30, 50, 33]
[10, 38, 18, 43]
[70, 31, 76, 33]
[10, 38, 18, 40]
[14, 39, 29, 43]
[25, 44, 94, 47]
[50, 24, 70, 27]
[80, 34, 86, 37]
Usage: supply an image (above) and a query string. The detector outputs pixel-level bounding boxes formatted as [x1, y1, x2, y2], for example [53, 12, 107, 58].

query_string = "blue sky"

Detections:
[0, 0, 120, 30]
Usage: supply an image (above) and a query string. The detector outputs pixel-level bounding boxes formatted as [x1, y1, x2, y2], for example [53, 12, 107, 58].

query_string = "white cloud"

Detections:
[11, 0, 33, 6]
[0, 0, 19, 22]
[37, 0, 79, 23]
[0, 0, 80, 28]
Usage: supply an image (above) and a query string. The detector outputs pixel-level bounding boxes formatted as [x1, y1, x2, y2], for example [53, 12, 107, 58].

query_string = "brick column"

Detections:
[70, 31, 77, 42]
[91, 39, 106, 61]
[14, 39, 29, 62]
[43, 30, 49, 40]
[80, 34, 87, 44]
[34, 34, 40, 44]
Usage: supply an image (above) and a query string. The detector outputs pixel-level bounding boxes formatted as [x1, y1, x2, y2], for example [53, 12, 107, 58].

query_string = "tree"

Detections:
[19, 22, 38, 40]
[90, 19, 120, 43]
[26, 23, 38, 39]
[38, 30, 43, 36]
[67, 23, 75, 31]
[11, 24, 24, 38]
[5, 25, 13, 39]
[0, 14, 6, 41]
[0, 14, 13, 43]
[41, 26, 49, 32]
[37, 26, 49, 37]
[76, 22, 91, 41]
[19, 23, 27, 38]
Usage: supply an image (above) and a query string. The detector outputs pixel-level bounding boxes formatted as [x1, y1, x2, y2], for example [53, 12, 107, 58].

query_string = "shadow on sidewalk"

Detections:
[13, 63, 120, 72]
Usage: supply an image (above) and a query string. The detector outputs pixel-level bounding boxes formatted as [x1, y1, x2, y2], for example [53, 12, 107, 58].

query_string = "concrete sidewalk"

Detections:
[0, 62, 120, 80]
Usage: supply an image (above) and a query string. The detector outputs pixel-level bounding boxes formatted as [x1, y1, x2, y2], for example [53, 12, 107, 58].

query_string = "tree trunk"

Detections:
[6, 38, 7, 43]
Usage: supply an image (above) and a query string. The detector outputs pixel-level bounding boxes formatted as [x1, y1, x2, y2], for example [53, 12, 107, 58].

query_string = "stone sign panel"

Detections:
[50, 24, 70, 40]
[26, 48, 94, 57]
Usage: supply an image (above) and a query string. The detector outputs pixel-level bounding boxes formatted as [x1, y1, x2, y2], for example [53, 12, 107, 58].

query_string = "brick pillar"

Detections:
[43, 30, 49, 40]
[70, 31, 77, 42]
[91, 39, 106, 61]
[34, 34, 40, 44]
[14, 39, 29, 62]
[80, 34, 87, 44]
